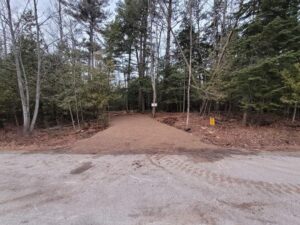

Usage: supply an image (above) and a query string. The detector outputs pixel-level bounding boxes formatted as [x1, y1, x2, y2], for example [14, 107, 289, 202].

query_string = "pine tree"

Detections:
[223, 0, 300, 124]
[64, 0, 108, 77]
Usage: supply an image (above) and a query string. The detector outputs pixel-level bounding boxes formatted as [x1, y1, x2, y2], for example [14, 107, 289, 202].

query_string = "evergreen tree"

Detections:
[64, 0, 108, 76]
[222, 0, 300, 124]
[281, 63, 300, 123]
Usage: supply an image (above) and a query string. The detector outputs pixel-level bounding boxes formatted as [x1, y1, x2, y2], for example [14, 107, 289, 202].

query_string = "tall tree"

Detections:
[136, 0, 149, 112]
[64, 0, 108, 78]
[186, 0, 193, 129]
[164, 0, 173, 78]
[29, 0, 42, 132]
[149, 0, 157, 117]
[5, 0, 31, 133]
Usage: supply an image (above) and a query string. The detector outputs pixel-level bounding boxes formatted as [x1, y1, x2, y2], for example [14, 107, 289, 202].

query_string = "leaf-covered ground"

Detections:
[156, 113, 300, 151]
[0, 122, 104, 152]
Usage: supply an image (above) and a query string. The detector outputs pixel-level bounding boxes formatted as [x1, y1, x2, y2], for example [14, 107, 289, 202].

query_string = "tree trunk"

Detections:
[79, 100, 84, 122]
[14, 109, 19, 127]
[89, 21, 94, 80]
[1, 18, 7, 56]
[127, 45, 132, 112]
[149, 0, 156, 118]
[158, 0, 192, 113]
[73, 66, 80, 129]
[138, 87, 143, 112]
[227, 102, 232, 117]
[221, 0, 228, 36]
[208, 101, 212, 115]
[185, 0, 193, 130]
[58, 0, 64, 47]
[158, 1, 191, 70]
[6, 0, 31, 134]
[203, 100, 208, 116]
[164, 0, 172, 78]
[68, 105, 75, 130]
[242, 111, 248, 126]
[183, 75, 186, 113]
[292, 102, 298, 123]
[200, 99, 207, 116]
[70, 24, 81, 129]
[140, 4, 148, 113]
[30, 0, 42, 132]
[136, 39, 143, 112]
[19, 51, 31, 129]
[137, 10, 148, 113]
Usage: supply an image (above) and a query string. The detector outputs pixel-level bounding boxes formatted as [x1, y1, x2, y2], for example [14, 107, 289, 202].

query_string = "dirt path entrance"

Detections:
[71, 114, 212, 154]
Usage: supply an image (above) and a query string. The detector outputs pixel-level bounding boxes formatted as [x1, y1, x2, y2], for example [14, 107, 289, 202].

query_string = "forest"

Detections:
[0, 0, 299, 134]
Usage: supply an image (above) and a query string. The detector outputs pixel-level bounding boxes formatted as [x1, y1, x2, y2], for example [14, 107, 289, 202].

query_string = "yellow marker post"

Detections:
[210, 117, 215, 126]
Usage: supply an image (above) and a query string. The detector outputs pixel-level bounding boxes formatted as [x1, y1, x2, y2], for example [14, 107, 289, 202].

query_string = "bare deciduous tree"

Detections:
[5, 0, 31, 134]
[185, 0, 193, 130]
[29, 0, 42, 132]
[149, 0, 157, 117]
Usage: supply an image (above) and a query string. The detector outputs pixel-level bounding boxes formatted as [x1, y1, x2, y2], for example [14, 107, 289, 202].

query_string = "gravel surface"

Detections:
[1, 151, 300, 225]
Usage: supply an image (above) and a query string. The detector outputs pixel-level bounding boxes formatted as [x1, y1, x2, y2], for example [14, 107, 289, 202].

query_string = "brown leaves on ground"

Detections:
[0, 123, 104, 152]
[156, 113, 300, 151]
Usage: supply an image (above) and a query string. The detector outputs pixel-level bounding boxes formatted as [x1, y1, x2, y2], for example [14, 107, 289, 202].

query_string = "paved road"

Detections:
[1, 151, 300, 225]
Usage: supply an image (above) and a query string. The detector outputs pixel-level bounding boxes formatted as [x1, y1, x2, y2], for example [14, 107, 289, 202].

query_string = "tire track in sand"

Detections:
[149, 154, 300, 196]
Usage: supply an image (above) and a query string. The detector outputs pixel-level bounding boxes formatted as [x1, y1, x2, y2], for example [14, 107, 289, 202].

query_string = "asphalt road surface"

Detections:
[1, 151, 300, 225]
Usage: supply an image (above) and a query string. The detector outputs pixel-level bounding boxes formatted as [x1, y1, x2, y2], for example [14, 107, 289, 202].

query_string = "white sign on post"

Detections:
[151, 103, 157, 107]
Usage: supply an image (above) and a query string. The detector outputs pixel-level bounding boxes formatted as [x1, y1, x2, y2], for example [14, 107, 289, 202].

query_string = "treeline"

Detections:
[0, 0, 299, 133]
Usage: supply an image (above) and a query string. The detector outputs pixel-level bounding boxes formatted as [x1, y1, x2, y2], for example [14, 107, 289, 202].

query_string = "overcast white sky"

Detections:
[8, 0, 119, 50]
[11, 0, 118, 19]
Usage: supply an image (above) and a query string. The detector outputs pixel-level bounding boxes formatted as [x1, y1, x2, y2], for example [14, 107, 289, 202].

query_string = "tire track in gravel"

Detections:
[148, 154, 300, 196]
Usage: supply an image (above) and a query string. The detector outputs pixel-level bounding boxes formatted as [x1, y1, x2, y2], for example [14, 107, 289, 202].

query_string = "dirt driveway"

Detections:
[71, 114, 212, 154]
